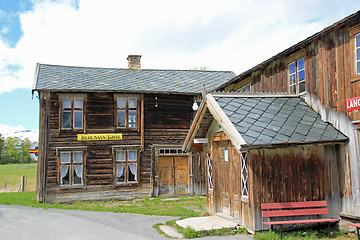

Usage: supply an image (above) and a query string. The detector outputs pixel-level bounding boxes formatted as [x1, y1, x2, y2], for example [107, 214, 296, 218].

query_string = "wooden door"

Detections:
[158, 156, 189, 195]
[159, 156, 173, 194]
[213, 140, 241, 219]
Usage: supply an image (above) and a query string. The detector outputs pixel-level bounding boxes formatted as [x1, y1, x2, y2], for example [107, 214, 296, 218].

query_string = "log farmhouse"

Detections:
[183, 11, 360, 232]
[32, 55, 235, 203]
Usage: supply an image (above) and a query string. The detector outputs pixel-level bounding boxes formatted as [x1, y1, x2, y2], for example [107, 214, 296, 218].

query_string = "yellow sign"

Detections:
[77, 133, 123, 141]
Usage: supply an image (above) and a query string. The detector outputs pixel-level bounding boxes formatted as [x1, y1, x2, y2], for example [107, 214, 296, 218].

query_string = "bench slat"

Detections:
[261, 201, 327, 210]
[262, 208, 328, 218]
[263, 218, 339, 225]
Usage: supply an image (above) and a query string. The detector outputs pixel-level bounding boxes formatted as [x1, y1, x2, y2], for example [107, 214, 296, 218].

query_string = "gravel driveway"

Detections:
[0, 205, 253, 240]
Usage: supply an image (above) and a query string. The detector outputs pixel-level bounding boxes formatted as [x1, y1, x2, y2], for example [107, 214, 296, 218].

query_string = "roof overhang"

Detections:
[183, 93, 247, 152]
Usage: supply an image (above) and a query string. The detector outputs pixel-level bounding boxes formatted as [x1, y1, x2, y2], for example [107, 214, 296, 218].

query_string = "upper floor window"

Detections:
[116, 96, 138, 129]
[61, 96, 84, 130]
[289, 58, 305, 94]
[355, 33, 360, 75]
[59, 151, 84, 186]
[115, 149, 138, 184]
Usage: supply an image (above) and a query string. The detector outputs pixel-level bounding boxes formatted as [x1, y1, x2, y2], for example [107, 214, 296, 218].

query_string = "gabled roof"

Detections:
[183, 93, 348, 151]
[33, 64, 236, 94]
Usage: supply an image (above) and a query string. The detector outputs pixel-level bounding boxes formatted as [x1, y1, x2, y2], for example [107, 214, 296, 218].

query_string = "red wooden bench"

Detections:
[261, 201, 339, 239]
[348, 223, 360, 240]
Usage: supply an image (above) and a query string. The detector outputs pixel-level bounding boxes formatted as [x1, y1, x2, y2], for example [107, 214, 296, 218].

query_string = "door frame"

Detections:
[153, 145, 190, 196]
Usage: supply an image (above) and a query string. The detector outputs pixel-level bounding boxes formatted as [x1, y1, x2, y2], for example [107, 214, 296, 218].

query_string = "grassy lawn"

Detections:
[0, 163, 37, 192]
[0, 191, 207, 218]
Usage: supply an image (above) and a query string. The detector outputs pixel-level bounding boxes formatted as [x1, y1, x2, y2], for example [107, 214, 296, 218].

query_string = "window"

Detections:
[355, 33, 360, 75]
[61, 97, 84, 130]
[241, 152, 248, 198]
[115, 149, 138, 183]
[207, 153, 213, 190]
[237, 83, 250, 93]
[116, 96, 138, 129]
[158, 148, 185, 154]
[289, 58, 306, 94]
[59, 151, 84, 186]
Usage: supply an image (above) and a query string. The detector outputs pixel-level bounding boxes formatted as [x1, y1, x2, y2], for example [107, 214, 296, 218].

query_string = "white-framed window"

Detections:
[207, 153, 213, 190]
[289, 58, 305, 94]
[61, 97, 84, 130]
[115, 149, 138, 184]
[116, 96, 138, 129]
[355, 33, 360, 75]
[241, 152, 248, 198]
[59, 151, 84, 186]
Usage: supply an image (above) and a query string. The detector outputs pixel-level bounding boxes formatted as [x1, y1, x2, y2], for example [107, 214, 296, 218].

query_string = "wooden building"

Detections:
[213, 11, 360, 223]
[183, 93, 348, 232]
[32, 55, 235, 203]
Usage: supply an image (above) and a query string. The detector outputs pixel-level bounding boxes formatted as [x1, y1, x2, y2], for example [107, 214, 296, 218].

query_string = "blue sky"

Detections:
[0, 0, 360, 132]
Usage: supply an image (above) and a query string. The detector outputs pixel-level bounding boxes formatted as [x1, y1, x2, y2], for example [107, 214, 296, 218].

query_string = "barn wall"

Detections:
[250, 144, 346, 231]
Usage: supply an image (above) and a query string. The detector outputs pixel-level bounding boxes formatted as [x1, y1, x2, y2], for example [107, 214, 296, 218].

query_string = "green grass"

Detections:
[0, 163, 37, 192]
[254, 227, 356, 240]
[0, 192, 207, 218]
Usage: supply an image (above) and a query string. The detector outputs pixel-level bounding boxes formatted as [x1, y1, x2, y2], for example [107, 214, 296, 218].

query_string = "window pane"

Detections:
[298, 69, 305, 81]
[117, 150, 126, 161]
[60, 152, 71, 163]
[60, 166, 70, 185]
[63, 111, 72, 129]
[117, 110, 126, 127]
[74, 98, 83, 108]
[357, 48, 360, 61]
[289, 74, 296, 85]
[289, 62, 296, 74]
[117, 97, 126, 108]
[356, 34, 360, 48]
[357, 61, 360, 75]
[290, 84, 296, 94]
[73, 165, 83, 184]
[299, 81, 306, 93]
[128, 98, 137, 108]
[73, 152, 83, 163]
[297, 58, 305, 70]
[116, 163, 125, 182]
[128, 163, 137, 181]
[63, 98, 71, 108]
[74, 110, 83, 129]
[128, 110, 137, 128]
[128, 150, 137, 161]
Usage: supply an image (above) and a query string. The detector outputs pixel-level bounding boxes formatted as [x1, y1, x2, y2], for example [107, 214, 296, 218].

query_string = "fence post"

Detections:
[21, 175, 25, 192]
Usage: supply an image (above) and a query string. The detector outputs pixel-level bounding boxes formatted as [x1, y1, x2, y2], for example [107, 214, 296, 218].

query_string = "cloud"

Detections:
[0, 0, 359, 95]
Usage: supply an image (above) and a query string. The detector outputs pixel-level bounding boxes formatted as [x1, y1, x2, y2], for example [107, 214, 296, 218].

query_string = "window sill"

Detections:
[351, 75, 360, 83]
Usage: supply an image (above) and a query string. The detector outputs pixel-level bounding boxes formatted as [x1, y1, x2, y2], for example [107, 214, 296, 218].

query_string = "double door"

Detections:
[158, 156, 189, 195]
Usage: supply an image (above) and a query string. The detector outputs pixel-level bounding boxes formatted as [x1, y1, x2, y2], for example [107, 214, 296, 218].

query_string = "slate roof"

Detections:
[33, 64, 236, 94]
[214, 96, 348, 147]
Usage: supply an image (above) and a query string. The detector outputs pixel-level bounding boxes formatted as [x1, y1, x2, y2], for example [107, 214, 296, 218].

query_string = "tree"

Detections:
[2, 137, 32, 164]
[0, 134, 4, 163]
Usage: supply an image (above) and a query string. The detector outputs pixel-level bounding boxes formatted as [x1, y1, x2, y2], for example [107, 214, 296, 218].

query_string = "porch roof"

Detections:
[183, 93, 348, 151]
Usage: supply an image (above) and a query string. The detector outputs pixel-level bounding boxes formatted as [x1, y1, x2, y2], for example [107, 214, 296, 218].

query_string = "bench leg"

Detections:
[356, 227, 360, 240]
[280, 225, 283, 240]
[328, 222, 331, 238]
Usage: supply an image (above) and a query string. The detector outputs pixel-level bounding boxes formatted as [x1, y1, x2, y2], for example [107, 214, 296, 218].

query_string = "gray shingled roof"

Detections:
[214, 96, 348, 147]
[33, 64, 235, 94]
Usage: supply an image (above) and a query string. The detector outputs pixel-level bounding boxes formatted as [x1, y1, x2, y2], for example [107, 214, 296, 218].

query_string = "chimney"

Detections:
[127, 55, 141, 70]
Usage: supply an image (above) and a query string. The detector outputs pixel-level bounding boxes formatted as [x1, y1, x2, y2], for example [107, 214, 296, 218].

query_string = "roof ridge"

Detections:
[37, 63, 234, 73]
[210, 91, 300, 98]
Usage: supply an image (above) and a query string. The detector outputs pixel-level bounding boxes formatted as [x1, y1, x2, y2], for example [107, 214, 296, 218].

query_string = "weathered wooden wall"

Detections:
[37, 91, 204, 203]
[250, 144, 345, 231]
[222, 16, 360, 218]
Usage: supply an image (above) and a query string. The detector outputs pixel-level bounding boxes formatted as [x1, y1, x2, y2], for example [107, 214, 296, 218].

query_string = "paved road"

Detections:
[0, 205, 253, 240]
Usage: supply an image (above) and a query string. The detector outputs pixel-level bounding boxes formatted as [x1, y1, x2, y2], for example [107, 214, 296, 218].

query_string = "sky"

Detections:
[0, 0, 359, 132]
